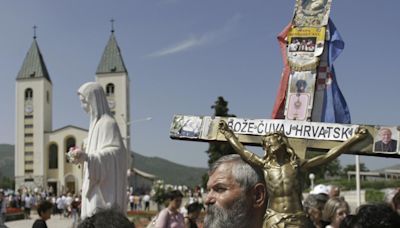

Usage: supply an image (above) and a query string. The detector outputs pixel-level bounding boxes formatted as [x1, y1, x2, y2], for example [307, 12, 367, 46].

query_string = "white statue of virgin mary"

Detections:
[71, 82, 127, 219]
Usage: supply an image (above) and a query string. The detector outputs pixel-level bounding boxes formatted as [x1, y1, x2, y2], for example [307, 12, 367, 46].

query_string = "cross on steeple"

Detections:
[33, 25, 37, 39]
[110, 18, 115, 33]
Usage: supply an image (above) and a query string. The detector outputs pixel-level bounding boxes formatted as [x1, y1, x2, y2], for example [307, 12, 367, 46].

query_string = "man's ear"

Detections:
[252, 183, 267, 208]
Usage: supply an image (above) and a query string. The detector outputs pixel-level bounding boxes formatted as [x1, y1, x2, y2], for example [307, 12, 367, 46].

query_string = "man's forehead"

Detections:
[381, 129, 392, 134]
[208, 163, 236, 185]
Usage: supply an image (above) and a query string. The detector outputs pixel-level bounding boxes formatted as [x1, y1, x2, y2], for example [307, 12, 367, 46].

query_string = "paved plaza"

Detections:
[3, 201, 159, 228]
[5, 214, 77, 228]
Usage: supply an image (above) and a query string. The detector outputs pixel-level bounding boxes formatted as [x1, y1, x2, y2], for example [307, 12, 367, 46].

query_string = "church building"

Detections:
[14, 29, 131, 195]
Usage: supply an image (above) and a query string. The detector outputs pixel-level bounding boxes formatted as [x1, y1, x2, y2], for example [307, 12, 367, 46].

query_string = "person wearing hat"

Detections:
[310, 184, 330, 196]
[184, 202, 203, 228]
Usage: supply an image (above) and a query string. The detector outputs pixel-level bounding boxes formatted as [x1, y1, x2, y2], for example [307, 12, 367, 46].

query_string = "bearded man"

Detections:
[204, 154, 267, 228]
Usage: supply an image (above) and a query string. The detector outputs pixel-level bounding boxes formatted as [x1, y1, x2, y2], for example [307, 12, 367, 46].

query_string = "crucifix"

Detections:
[170, 115, 396, 227]
[170, 0, 399, 227]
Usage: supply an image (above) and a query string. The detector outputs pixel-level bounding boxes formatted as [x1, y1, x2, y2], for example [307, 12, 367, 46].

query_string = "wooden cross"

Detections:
[170, 115, 400, 159]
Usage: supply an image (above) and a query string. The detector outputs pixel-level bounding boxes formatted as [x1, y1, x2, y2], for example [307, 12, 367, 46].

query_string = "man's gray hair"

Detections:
[209, 154, 264, 191]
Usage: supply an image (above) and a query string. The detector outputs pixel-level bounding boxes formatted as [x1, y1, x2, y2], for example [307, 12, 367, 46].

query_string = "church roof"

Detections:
[17, 38, 51, 83]
[47, 125, 88, 134]
[96, 32, 127, 74]
[133, 168, 157, 180]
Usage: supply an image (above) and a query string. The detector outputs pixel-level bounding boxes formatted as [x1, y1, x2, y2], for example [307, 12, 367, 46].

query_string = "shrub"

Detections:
[315, 179, 400, 191]
[365, 189, 385, 203]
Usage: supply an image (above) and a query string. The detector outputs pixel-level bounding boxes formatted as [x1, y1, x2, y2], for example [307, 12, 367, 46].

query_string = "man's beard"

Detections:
[203, 194, 252, 228]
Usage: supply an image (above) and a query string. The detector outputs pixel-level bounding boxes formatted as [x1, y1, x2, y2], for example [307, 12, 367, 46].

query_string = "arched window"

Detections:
[65, 137, 76, 163]
[49, 144, 58, 169]
[25, 88, 33, 100]
[106, 83, 115, 96]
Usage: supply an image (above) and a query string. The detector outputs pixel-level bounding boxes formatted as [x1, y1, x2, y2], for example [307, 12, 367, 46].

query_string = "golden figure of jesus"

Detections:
[218, 120, 367, 228]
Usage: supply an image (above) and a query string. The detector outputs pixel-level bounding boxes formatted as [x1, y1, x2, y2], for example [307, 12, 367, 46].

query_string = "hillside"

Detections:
[0, 144, 207, 187]
[0, 144, 14, 178]
[132, 151, 207, 187]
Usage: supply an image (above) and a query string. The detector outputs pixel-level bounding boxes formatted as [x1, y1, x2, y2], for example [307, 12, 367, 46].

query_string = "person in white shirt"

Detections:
[65, 193, 73, 218]
[56, 195, 66, 218]
[24, 193, 33, 219]
[143, 193, 151, 211]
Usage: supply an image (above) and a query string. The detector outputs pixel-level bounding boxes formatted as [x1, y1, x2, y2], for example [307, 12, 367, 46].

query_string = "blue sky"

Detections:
[1, 0, 400, 170]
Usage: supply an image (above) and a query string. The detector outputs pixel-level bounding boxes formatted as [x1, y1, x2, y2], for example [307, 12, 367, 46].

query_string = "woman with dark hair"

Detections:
[184, 202, 203, 228]
[349, 203, 400, 228]
[155, 190, 184, 228]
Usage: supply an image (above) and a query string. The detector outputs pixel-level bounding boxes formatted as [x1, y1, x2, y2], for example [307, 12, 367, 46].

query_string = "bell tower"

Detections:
[15, 31, 52, 190]
[95, 22, 131, 160]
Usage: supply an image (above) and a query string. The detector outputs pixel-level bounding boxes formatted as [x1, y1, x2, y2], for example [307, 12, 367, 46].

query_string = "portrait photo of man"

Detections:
[374, 127, 398, 153]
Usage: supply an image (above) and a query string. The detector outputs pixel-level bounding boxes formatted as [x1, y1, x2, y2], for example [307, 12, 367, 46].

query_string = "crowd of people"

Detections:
[0, 188, 83, 227]
[142, 155, 400, 228]
[128, 192, 151, 211]
[2, 153, 400, 228]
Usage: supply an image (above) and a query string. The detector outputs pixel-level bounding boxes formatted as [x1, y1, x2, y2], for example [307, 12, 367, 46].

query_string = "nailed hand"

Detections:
[355, 127, 368, 140]
[218, 120, 230, 134]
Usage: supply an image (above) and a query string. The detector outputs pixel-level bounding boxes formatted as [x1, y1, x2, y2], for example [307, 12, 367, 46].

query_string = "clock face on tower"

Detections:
[25, 104, 33, 114]
[108, 99, 116, 109]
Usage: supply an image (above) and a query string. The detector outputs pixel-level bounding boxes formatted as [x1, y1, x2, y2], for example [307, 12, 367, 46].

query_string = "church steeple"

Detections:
[96, 29, 127, 74]
[15, 27, 53, 188]
[17, 33, 51, 83]
[95, 21, 130, 164]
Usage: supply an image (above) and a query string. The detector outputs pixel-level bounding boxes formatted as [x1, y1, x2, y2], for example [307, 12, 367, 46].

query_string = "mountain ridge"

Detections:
[0, 144, 207, 187]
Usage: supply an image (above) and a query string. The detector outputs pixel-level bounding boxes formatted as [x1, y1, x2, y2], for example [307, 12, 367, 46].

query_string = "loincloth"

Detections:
[264, 208, 307, 228]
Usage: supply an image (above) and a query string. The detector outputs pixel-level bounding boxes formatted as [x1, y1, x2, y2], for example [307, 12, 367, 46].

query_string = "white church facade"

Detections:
[14, 30, 131, 195]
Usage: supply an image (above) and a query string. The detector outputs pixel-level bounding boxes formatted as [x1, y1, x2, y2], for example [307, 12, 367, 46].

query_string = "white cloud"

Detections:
[147, 36, 206, 58]
[147, 14, 241, 58]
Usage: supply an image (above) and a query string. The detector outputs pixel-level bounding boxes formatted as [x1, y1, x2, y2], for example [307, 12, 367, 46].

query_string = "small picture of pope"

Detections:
[374, 128, 398, 153]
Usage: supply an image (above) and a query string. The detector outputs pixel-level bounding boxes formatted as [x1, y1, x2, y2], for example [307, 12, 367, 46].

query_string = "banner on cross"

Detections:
[170, 115, 400, 159]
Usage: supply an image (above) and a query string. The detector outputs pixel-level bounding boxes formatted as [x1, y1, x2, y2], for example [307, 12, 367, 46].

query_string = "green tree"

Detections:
[305, 151, 342, 180]
[151, 180, 173, 211]
[301, 151, 342, 190]
[0, 176, 15, 189]
[202, 97, 236, 188]
[205, 96, 236, 166]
